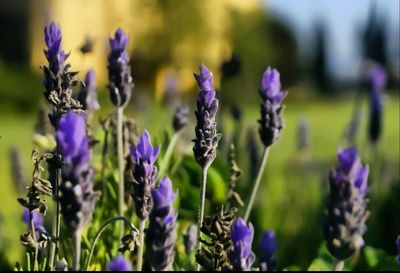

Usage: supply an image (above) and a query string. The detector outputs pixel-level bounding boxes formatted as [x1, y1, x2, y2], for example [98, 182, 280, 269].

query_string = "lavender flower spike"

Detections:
[183, 224, 197, 255]
[77, 69, 100, 112]
[229, 217, 255, 271]
[259, 231, 277, 271]
[42, 22, 81, 127]
[173, 105, 189, 132]
[145, 177, 177, 271]
[258, 67, 287, 148]
[108, 256, 132, 271]
[56, 111, 97, 233]
[193, 64, 221, 168]
[107, 28, 133, 108]
[127, 130, 160, 220]
[368, 64, 387, 143]
[323, 147, 369, 260]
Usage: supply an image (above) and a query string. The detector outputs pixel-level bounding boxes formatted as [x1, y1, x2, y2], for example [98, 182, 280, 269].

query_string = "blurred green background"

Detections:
[0, 0, 399, 270]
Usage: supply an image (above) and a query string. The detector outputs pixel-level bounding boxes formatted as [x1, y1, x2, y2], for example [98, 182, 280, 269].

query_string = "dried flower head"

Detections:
[259, 231, 277, 271]
[323, 147, 369, 260]
[107, 28, 133, 108]
[146, 177, 177, 271]
[258, 67, 287, 148]
[107, 255, 132, 271]
[56, 111, 97, 233]
[229, 217, 255, 271]
[193, 64, 221, 168]
[196, 206, 237, 271]
[127, 130, 160, 220]
[172, 105, 189, 132]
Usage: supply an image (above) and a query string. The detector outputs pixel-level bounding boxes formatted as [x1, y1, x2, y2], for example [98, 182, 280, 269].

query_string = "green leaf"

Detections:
[363, 246, 397, 270]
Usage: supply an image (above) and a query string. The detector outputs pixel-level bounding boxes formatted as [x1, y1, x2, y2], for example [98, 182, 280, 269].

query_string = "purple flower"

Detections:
[192, 64, 221, 168]
[42, 22, 81, 128]
[109, 28, 129, 63]
[368, 64, 387, 91]
[77, 69, 100, 112]
[152, 177, 176, 210]
[258, 67, 287, 148]
[22, 208, 43, 229]
[128, 130, 160, 220]
[146, 177, 177, 270]
[368, 64, 386, 143]
[56, 111, 89, 166]
[107, 28, 133, 108]
[44, 22, 66, 74]
[56, 111, 96, 232]
[129, 130, 160, 165]
[323, 146, 369, 260]
[333, 147, 369, 196]
[261, 67, 286, 105]
[229, 217, 255, 271]
[194, 64, 216, 106]
[107, 256, 132, 271]
[259, 231, 277, 271]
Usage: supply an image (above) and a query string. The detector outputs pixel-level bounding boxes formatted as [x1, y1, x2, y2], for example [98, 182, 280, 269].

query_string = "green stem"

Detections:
[195, 166, 209, 271]
[73, 230, 82, 271]
[117, 107, 125, 238]
[158, 132, 180, 180]
[244, 147, 270, 222]
[49, 168, 61, 269]
[333, 259, 344, 271]
[29, 210, 38, 271]
[137, 220, 146, 271]
[84, 216, 137, 271]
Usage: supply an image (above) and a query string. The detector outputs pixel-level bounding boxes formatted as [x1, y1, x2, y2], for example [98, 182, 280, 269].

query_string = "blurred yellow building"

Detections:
[29, 0, 261, 99]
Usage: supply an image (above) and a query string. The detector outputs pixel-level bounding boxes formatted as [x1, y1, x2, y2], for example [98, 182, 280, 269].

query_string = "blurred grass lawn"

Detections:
[0, 92, 399, 267]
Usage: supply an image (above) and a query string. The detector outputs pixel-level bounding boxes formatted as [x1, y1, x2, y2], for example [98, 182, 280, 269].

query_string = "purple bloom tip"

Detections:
[109, 28, 129, 62]
[261, 67, 285, 104]
[259, 231, 277, 255]
[368, 64, 387, 91]
[194, 64, 215, 105]
[85, 69, 96, 87]
[56, 111, 89, 164]
[152, 177, 176, 209]
[397, 235, 400, 253]
[335, 146, 368, 195]
[231, 217, 254, 256]
[44, 22, 62, 48]
[130, 130, 160, 164]
[107, 256, 132, 271]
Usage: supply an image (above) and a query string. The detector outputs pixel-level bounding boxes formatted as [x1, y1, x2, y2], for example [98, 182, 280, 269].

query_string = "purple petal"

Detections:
[107, 256, 132, 271]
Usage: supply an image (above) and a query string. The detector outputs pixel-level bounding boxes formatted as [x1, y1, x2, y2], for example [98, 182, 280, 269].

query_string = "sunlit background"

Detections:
[0, 0, 399, 270]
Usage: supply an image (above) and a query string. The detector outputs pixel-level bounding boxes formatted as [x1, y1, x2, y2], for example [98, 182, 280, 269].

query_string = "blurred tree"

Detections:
[0, 0, 29, 64]
[311, 21, 332, 95]
[362, 1, 388, 68]
[220, 10, 299, 107]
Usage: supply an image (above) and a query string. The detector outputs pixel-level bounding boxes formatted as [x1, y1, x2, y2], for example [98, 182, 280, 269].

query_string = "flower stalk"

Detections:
[117, 106, 125, 238]
[137, 220, 146, 271]
[244, 147, 270, 222]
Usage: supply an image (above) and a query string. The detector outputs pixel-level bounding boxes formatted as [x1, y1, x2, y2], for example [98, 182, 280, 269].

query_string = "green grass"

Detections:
[0, 91, 399, 268]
